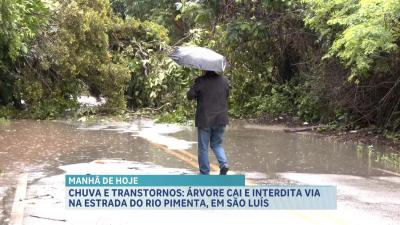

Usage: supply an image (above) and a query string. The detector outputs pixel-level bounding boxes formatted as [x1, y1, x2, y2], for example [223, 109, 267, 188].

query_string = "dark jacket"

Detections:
[187, 73, 229, 128]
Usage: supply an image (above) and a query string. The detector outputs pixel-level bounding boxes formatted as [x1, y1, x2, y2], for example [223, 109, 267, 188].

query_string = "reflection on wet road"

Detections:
[0, 119, 399, 225]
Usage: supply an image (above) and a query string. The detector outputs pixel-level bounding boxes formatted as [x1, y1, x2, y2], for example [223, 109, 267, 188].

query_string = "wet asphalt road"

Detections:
[0, 119, 399, 225]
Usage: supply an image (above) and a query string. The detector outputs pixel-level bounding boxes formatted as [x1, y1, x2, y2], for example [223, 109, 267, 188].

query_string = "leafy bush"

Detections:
[0, 105, 18, 119]
[303, 0, 400, 81]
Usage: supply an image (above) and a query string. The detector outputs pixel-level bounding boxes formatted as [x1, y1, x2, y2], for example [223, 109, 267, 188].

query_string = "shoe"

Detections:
[219, 167, 229, 175]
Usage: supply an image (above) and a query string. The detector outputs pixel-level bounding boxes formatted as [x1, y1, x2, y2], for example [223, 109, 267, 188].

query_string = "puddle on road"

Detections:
[78, 119, 196, 150]
[168, 125, 400, 177]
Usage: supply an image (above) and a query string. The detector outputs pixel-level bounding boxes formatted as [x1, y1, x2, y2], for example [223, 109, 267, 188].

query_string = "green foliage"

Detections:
[109, 0, 126, 18]
[0, 0, 399, 134]
[208, 2, 306, 119]
[155, 104, 194, 124]
[303, 0, 400, 80]
[108, 17, 172, 109]
[29, 0, 131, 114]
[294, 86, 322, 122]
[384, 131, 400, 142]
[175, 0, 217, 29]
[124, 0, 184, 41]
[248, 89, 293, 117]
[0, 0, 50, 110]
[0, 0, 50, 61]
[0, 104, 17, 118]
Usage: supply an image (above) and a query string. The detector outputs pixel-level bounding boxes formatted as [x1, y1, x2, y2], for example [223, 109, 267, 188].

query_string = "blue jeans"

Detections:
[197, 126, 228, 175]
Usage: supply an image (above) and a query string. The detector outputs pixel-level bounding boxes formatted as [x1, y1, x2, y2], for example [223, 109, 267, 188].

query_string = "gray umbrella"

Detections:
[169, 46, 228, 72]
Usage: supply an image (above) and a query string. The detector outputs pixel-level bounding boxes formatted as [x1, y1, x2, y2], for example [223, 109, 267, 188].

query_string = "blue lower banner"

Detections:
[65, 175, 336, 210]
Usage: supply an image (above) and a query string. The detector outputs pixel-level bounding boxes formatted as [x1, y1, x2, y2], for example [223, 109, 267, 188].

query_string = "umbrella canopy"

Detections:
[169, 46, 228, 72]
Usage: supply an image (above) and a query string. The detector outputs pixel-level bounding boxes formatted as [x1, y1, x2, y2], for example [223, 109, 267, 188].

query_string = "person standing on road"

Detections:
[187, 70, 230, 175]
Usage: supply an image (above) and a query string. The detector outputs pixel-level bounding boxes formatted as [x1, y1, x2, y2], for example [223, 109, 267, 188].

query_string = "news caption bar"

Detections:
[65, 175, 337, 210]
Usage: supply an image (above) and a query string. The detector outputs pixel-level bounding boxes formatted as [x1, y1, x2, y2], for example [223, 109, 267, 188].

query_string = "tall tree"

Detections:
[0, 0, 49, 106]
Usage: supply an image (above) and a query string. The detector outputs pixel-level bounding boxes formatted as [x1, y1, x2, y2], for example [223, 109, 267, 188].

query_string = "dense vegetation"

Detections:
[0, 0, 399, 136]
